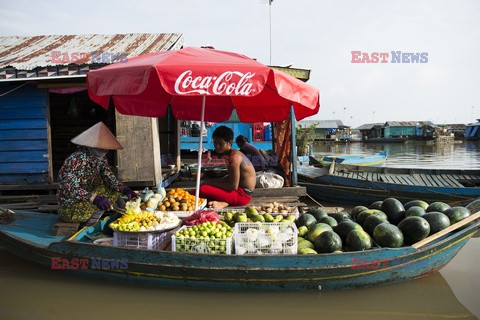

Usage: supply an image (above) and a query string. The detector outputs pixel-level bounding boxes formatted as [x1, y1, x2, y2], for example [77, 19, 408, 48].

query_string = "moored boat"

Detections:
[0, 208, 478, 291]
[312, 150, 387, 167]
[298, 164, 480, 206]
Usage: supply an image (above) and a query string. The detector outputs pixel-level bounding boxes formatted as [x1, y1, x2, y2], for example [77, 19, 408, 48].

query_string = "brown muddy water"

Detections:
[1, 141, 480, 320]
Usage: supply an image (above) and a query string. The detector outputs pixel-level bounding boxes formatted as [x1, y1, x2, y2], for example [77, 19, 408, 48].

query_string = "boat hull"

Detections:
[0, 211, 478, 291]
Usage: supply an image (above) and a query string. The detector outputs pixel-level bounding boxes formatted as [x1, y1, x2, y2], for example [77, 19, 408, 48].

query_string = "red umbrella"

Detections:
[87, 47, 320, 208]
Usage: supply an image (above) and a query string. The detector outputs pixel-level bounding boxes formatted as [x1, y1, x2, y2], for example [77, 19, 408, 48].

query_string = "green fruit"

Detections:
[306, 223, 333, 243]
[356, 209, 387, 226]
[333, 220, 363, 242]
[251, 214, 265, 223]
[286, 214, 297, 222]
[351, 206, 369, 220]
[264, 214, 274, 222]
[297, 225, 309, 237]
[404, 200, 429, 210]
[234, 212, 247, 221]
[329, 212, 351, 223]
[426, 202, 451, 213]
[405, 206, 426, 217]
[422, 211, 450, 235]
[369, 201, 383, 210]
[380, 198, 405, 225]
[443, 206, 471, 224]
[317, 216, 338, 228]
[297, 238, 315, 250]
[373, 223, 404, 248]
[363, 215, 387, 236]
[398, 216, 430, 244]
[298, 247, 317, 254]
[314, 230, 342, 253]
[307, 208, 328, 221]
[295, 213, 317, 230]
[346, 229, 372, 251]
[245, 206, 259, 217]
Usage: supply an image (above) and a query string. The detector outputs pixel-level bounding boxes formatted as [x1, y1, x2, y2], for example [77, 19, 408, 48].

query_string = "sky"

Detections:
[1, 0, 479, 127]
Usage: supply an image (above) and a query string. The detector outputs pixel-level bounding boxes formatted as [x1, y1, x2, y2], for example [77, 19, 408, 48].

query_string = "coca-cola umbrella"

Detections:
[87, 46, 320, 209]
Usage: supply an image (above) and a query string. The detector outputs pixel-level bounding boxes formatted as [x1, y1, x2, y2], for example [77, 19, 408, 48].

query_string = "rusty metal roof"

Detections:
[0, 33, 184, 70]
[385, 121, 434, 127]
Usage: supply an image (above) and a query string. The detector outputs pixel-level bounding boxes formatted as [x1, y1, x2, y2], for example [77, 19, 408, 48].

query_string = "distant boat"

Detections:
[298, 163, 480, 206]
[311, 150, 387, 167]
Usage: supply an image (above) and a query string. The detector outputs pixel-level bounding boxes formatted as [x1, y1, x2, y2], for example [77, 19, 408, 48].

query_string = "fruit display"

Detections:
[348, 198, 472, 248]
[173, 221, 233, 254]
[144, 188, 205, 212]
[221, 205, 297, 227]
[254, 202, 297, 215]
[234, 222, 297, 255]
[109, 210, 180, 232]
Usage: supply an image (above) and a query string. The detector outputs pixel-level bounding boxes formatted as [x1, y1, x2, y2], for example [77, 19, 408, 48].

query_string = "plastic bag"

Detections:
[183, 210, 220, 226]
[255, 172, 284, 188]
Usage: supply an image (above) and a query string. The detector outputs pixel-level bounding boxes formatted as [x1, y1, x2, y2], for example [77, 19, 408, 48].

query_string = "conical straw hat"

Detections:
[71, 122, 123, 150]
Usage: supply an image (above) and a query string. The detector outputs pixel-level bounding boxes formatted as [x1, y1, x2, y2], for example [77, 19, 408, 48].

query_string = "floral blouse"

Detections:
[56, 147, 123, 207]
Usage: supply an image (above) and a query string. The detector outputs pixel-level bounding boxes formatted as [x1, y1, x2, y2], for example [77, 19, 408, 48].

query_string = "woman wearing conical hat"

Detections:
[56, 122, 137, 225]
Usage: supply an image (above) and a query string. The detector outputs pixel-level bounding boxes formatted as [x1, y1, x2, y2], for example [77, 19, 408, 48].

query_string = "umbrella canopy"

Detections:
[86, 46, 320, 209]
[87, 47, 320, 122]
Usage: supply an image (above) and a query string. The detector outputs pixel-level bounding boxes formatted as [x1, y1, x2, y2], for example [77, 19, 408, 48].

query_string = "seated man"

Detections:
[200, 126, 256, 209]
[235, 135, 266, 172]
[56, 122, 137, 225]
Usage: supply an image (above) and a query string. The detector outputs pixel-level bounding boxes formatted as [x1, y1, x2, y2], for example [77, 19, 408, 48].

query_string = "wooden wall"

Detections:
[0, 83, 50, 184]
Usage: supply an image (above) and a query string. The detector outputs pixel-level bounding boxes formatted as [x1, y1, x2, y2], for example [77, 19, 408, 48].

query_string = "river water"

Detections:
[0, 141, 479, 320]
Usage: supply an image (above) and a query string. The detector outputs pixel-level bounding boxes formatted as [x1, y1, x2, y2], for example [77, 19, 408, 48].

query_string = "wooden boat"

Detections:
[310, 150, 387, 167]
[298, 164, 480, 206]
[0, 208, 478, 291]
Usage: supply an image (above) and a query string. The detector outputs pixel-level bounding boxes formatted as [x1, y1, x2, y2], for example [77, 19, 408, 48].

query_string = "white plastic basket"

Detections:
[171, 225, 233, 254]
[233, 222, 298, 255]
[113, 230, 172, 251]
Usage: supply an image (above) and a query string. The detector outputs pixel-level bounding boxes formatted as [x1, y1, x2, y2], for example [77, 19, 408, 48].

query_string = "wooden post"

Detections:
[290, 106, 298, 186]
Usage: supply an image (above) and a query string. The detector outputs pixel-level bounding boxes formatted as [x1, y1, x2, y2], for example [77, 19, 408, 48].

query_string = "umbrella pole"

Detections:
[194, 95, 206, 211]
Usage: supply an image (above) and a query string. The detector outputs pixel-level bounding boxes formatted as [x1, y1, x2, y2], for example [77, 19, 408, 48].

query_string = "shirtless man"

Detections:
[199, 126, 256, 209]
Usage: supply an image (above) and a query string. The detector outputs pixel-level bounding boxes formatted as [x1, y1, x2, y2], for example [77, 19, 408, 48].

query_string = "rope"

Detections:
[0, 82, 28, 97]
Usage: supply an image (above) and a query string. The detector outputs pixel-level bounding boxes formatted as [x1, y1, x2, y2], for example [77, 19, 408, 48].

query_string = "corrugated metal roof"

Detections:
[385, 121, 434, 127]
[298, 119, 344, 129]
[355, 123, 383, 130]
[0, 33, 184, 70]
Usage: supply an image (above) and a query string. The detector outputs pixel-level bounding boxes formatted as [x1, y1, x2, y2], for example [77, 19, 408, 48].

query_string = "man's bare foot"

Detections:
[208, 201, 229, 209]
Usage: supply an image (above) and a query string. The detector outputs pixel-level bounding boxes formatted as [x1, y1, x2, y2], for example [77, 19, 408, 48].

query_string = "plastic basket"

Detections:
[171, 225, 233, 254]
[234, 222, 298, 255]
[216, 207, 300, 219]
[113, 230, 172, 251]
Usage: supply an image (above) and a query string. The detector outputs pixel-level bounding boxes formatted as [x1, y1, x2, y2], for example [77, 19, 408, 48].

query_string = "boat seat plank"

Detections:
[420, 173, 437, 187]
[442, 175, 464, 188]
[400, 175, 416, 186]
[435, 175, 453, 187]
[411, 174, 427, 186]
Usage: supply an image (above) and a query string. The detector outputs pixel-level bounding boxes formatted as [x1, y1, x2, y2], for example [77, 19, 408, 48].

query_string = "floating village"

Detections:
[0, 33, 479, 292]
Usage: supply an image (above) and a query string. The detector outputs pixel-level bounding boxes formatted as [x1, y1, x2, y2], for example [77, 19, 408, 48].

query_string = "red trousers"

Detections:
[199, 185, 252, 206]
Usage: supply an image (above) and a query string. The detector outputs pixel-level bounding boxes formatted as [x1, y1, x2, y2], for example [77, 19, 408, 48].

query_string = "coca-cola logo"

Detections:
[174, 70, 255, 95]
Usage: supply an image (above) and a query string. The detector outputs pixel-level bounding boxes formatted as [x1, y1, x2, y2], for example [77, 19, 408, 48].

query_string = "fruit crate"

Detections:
[113, 230, 174, 251]
[171, 226, 233, 254]
[216, 207, 300, 219]
[234, 222, 298, 255]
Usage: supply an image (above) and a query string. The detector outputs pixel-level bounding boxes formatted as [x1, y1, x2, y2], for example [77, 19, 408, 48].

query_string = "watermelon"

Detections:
[369, 201, 383, 210]
[405, 206, 426, 218]
[314, 230, 342, 253]
[298, 247, 317, 254]
[351, 206, 369, 220]
[398, 216, 430, 244]
[329, 212, 351, 223]
[426, 202, 451, 213]
[422, 211, 450, 235]
[346, 229, 372, 251]
[444, 206, 471, 224]
[373, 223, 404, 248]
[380, 198, 405, 225]
[363, 215, 388, 235]
[356, 209, 388, 225]
[318, 216, 338, 228]
[297, 238, 315, 250]
[307, 207, 328, 221]
[306, 223, 333, 243]
[333, 220, 363, 242]
[296, 213, 317, 230]
[404, 200, 429, 210]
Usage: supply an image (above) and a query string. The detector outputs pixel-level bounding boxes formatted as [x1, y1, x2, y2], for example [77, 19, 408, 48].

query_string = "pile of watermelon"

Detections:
[296, 198, 473, 254]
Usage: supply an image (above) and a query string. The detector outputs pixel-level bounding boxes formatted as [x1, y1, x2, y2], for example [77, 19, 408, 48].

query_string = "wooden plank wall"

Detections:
[0, 83, 50, 184]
